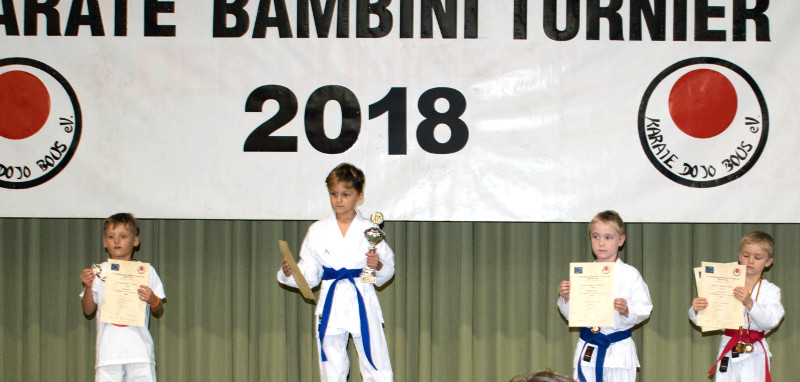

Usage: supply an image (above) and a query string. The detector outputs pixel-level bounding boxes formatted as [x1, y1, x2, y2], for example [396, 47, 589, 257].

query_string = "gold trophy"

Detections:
[362, 212, 385, 283]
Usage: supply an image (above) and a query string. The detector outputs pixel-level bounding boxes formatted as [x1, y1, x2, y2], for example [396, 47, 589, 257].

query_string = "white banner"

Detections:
[1, 1, 798, 222]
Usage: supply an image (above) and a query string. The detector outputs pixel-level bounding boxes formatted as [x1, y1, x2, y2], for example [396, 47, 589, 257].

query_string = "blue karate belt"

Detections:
[577, 327, 632, 382]
[318, 267, 376, 369]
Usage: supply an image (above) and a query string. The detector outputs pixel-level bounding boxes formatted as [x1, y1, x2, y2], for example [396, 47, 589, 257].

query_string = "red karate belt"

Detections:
[708, 329, 770, 381]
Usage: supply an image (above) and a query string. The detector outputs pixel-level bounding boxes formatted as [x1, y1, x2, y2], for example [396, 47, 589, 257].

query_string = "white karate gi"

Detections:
[688, 278, 784, 381]
[558, 258, 652, 382]
[278, 211, 395, 382]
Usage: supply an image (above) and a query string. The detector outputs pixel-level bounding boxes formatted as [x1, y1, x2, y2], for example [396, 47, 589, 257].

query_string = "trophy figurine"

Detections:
[362, 212, 385, 283]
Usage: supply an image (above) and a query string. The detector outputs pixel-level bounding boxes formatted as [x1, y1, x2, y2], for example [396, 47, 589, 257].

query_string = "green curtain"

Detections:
[1, 219, 796, 381]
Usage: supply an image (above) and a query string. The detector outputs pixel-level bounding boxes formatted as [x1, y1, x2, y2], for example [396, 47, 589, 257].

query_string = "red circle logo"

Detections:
[639, 57, 768, 188]
[669, 69, 737, 139]
[0, 71, 51, 140]
[0, 58, 81, 189]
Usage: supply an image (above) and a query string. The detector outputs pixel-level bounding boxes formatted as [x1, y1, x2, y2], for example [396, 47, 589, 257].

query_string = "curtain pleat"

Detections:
[1, 218, 797, 381]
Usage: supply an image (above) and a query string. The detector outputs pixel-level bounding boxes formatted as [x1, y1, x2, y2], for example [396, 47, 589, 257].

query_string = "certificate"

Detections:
[568, 262, 615, 328]
[99, 260, 151, 327]
[279, 240, 315, 302]
[694, 266, 721, 331]
[696, 261, 745, 331]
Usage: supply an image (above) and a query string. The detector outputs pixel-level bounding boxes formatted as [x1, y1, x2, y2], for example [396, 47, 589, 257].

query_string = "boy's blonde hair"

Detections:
[325, 163, 365, 194]
[510, 369, 575, 382]
[104, 213, 141, 255]
[589, 210, 625, 236]
[104, 213, 140, 236]
[740, 231, 774, 258]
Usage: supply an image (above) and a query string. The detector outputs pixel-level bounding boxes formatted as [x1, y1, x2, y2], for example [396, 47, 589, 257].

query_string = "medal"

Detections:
[91, 263, 106, 282]
[738, 279, 762, 356]
[590, 327, 600, 334]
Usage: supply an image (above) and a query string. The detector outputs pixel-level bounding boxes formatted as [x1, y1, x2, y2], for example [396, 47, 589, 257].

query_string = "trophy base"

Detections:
[361, 265, 377, 283]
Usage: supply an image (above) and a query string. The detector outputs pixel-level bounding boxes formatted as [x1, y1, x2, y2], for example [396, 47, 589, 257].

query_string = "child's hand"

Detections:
[614, 298, 629, 317]
[733, 286, 754, 310]
[692, 297, 708, 313]
[80, 268, 95, 289]
[558, 281, 570, 302]
[138, 285, 160, 306]
[366, 251, 382, 270]
[281, 259, 292, 277]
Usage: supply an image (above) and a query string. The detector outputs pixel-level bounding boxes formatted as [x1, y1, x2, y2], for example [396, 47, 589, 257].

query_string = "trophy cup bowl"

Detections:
[362, 212, 385, 283]
[365, 227, 385, 248]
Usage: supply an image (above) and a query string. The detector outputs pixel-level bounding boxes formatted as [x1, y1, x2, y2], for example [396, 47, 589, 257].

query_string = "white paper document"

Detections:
[569, 262, 615, 328]
[99, 260, 151, 327]
[695, 261, 745, 331]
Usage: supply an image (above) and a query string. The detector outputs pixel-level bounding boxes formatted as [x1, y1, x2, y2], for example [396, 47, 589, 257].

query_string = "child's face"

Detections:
[328, 181, 363, 217]
[103, 223, 139, 260]
[590, 221, 626, 262]
[738, 242, 773, 278]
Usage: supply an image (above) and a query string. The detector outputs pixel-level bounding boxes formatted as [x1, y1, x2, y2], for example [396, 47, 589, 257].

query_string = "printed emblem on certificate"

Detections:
[568, 262, 615, 328]
[99, 260, 151, 327]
